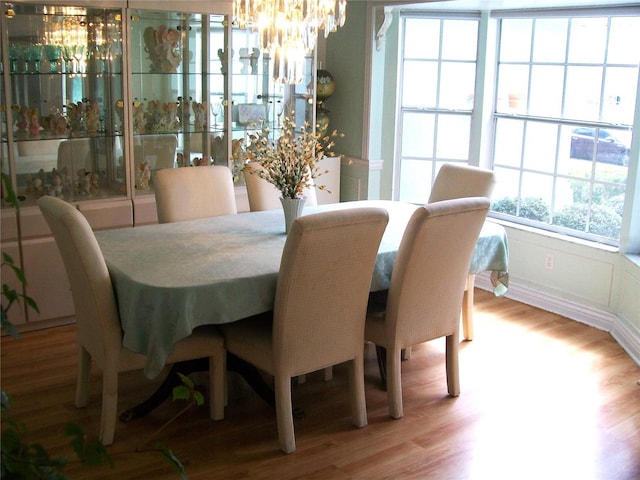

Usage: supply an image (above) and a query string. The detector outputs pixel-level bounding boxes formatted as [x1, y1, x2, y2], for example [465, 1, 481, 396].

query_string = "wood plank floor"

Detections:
[2, 289, 639, 479]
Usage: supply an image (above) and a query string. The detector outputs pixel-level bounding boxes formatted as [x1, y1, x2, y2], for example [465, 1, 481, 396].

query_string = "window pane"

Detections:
[398, 159, 432, 203]
[602, 66, 638, 124]
[608, 17, 640, 64]
[493, 167, 521, 203]
[568, 17, 607, 64]
[436, 114, 470, 160]
[404, 18, 440, 59]
[564, 66, 603, 121]
[494, 118, 523, 168]
[530, 65, 564, 117]
[442, 20, 477, 60]
[402, 60, 438, 108]
[500, 18, 532, 62]
[521, 171, 553, 222]
[557, 125, 578, 176]
[439, 62, 476, 110]
[496, 64, 529, 113]
[532, 18, 568, 63]
[401, 112, 435, 157]
[523, 122, 558, 173]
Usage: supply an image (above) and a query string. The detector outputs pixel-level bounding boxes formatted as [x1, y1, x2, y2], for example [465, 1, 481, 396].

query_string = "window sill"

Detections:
[488, 215, 620, 254]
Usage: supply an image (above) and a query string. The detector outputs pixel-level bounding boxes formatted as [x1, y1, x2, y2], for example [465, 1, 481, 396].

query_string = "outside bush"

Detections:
[553, 203, 621, 238]
[492, 197, 550, 223]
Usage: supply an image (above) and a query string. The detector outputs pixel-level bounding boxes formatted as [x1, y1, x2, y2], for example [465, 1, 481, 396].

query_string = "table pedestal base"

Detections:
[119, 354, 304, 423]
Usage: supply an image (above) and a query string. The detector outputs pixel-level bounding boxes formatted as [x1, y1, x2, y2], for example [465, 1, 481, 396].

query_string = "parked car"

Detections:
[570, 127, 629, 166]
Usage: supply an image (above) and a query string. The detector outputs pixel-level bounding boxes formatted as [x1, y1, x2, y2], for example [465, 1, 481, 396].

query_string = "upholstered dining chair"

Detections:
[134, 134, 178, 171]
[219, 207, 389, 454]
[38, 196, 226, 445]
[154, 165, 237, 223]
[428, 163, 496, 341]
[243, 161, 318, 212]
[428, 163, 496, 204]
[57, 138, 92, 175]
[365, 197, 490, 419]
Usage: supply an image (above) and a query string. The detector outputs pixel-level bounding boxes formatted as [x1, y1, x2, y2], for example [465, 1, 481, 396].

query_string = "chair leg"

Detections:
[462, 275, 475, 340]
[75, 346, 91, 408]
[209, 353, 225, 421]
[348, 355, 367, 428]
[387, 346, 403, 419]
[100, 364, 119, 446]
[445, 331, 460, 397]
[274, 374, 296, 454]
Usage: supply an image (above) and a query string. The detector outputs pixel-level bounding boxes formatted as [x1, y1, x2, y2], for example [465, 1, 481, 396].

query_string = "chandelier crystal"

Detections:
[233, 0, 347, 84]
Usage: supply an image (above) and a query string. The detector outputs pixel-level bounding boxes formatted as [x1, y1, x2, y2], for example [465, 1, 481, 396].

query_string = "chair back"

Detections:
[386, 197, 490, 348]
[154, 165, 237, 223]
[273, 207, 389, 376]
[38, 196, 122, 365]
[244, 162, 318, 212]
[57, 138, 92, 175]
[428, 163, 496, 203]
[134, 134, 178, 171]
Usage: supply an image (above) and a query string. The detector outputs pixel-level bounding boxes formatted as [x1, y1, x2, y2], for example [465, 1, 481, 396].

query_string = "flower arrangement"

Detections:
[245, 113, 343, 199]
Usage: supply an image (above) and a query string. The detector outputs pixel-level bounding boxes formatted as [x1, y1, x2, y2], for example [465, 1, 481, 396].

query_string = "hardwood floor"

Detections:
[2, 289, 639, 479]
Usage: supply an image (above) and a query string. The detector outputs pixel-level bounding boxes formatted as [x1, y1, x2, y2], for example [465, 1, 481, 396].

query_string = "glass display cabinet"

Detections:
[128, 11, 227, 191]
[1, 3, 125, 208]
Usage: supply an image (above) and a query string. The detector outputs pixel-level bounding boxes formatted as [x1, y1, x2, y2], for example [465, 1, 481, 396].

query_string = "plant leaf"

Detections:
[156, 443, 188, 480]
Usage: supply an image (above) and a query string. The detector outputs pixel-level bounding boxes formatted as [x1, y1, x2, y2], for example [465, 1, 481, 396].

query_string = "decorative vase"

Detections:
[280, 197, 306, 233]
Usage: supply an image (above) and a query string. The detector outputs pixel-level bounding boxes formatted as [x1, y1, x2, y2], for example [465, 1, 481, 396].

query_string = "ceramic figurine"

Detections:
[192, 101, 207, 131]
[137, 161, 151, 190]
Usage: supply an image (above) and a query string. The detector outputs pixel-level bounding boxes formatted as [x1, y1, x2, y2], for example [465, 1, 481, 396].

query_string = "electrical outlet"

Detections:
[545, 253, 554, 270]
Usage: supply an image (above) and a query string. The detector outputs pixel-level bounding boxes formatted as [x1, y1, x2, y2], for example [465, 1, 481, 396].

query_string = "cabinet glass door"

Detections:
[129, 11, 227, 193]
[3, 4, 125, 206]
[229, 27, 315, 183]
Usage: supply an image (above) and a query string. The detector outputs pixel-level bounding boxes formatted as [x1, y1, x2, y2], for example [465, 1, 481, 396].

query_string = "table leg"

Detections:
[462, 274, 475, 341]
[119, 354, 304, 422]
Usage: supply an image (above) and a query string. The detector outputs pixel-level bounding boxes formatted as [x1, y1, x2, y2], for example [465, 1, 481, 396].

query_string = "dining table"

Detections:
[95, 200, 509, 380]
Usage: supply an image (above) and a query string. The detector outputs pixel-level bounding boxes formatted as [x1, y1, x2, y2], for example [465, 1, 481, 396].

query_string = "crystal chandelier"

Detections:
[233, 0, 347, 84]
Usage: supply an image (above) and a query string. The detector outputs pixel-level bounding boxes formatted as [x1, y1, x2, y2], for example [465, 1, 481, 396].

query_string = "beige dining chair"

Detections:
[219, 207, 389, 454]
[154, 165, 238, 223]
[244, 161, 318, 212]
[428, 163, 496, 341]
[38, 196, 226, 445]
[365, 197, 490, 419]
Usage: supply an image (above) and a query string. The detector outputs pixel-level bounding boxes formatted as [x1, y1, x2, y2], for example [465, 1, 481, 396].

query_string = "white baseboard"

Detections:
[475, 273, 640, 366]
